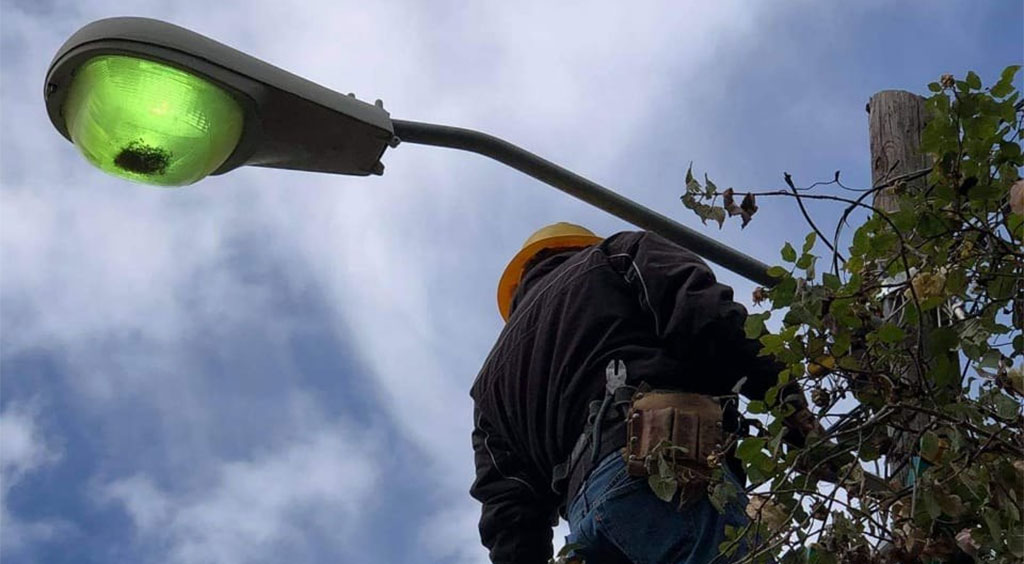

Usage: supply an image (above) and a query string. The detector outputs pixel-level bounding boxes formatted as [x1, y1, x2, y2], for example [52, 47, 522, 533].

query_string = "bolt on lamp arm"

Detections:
[391, 119, 776, 287]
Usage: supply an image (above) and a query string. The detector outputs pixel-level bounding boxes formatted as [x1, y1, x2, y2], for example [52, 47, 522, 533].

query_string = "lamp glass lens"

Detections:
[63, 55, 244, 186]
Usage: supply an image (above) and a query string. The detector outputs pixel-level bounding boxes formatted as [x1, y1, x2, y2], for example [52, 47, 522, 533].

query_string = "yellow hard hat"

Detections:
[497, 222, 602, 321]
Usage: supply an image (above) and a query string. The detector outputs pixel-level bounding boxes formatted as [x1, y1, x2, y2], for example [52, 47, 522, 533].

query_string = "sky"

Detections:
[0, 1, 1020, 563]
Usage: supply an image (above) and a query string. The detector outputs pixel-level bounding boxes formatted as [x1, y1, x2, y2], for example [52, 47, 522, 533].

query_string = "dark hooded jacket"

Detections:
[469, 231, 783, 564]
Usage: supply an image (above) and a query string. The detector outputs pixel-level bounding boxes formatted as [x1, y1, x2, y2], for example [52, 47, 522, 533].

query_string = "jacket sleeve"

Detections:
[625, 231, 784, 400]
[470, 406, 555, 564]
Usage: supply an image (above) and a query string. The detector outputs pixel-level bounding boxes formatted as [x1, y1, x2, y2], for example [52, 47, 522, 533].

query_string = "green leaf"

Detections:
[944, 268, 966, 295]
[991, 64, 1021, 98]
[916, 213, 947, 238]
[736, 438, 767, 461]
[754, 452, 776, 475]
[923, 491, 942, 520]
[555, 543, 582, 559]
[744, 312, 770, 339]
[803, 232, 817, 254]
[891, 209, 916, 232]
[919, 296, 945, 311]
[993, 393, 1020, 420]
[932, 353, 958, 389]
[765, 380, 780, 406]
[710, 480, 738, 514]
[685, 163, 694, 185]
[781, 243, 796, 263]
[983, 507, 1003, 541]
[921, 431, 941, 462]
[832, 332, 851, 356]
[1008, 213, 1023, 243]
[980, 349, 1002, 369]
[858, 442, 880, 462]
[796, 253, 815, 270]
[999, 141, 1022, 163]
[766, 266, 788, 279]
[759, 334, 784, 355]
[718, 525, 741, 557]
[936, 493, 965, 517]
[771, 277, 797, 308]
[1009, 528, 1024, 558]
[837, 355, 862, 372]
[867, 231, 897, 254]
[966, 70, 982, 90]
[986, 274, 1015, 301]
[748, 400, 767, 414]
[648, 472, 678, 502]
[927, 82, 942, 92]
[928, 327, 958, 352]
[875, 324, 905, 344]
[851, 228, 869, 256]
[822, 272, 840, 290]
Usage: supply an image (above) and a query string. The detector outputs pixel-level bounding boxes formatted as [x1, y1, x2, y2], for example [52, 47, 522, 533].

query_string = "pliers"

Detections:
[591, 359, 628, 463]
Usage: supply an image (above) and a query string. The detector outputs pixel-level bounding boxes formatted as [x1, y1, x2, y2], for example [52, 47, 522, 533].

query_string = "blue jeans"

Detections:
[565, 452, 749, 564]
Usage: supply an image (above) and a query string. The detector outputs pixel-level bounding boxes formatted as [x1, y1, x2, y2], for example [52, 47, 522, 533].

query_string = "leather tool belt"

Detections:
[623, 390, 725, 480]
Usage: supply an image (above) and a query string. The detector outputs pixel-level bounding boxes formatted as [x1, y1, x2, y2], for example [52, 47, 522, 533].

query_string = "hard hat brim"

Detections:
[497, 233, 602, 321]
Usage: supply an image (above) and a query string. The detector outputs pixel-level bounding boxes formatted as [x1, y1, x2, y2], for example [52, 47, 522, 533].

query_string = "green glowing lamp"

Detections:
[45, 17, 395, 187]
[64, 55, 244, 186]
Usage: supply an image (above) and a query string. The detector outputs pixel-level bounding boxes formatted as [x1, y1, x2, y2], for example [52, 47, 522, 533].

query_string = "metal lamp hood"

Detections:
[44, 17, 394, 185]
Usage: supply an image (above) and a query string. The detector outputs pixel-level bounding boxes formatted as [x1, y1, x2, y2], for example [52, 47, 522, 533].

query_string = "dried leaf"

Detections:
[723, 188, 743, 217]
[1011, 179, 1024, 215]
[704, 173, 718, 197]
[709, 206, 726, 229]
[740, 193, 758, 228]
[752, 286, 768, 306]
[746, 494, 788, 532]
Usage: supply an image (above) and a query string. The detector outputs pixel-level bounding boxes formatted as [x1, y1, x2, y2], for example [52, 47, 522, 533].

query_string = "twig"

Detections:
[784, 172, 846, 265]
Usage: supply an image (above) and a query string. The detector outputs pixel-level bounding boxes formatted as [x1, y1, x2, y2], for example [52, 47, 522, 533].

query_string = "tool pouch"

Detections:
[623, 390, 724, 480]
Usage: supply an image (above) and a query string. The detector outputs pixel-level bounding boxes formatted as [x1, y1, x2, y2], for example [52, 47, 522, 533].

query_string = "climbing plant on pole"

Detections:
[678, 66, 1023, 564]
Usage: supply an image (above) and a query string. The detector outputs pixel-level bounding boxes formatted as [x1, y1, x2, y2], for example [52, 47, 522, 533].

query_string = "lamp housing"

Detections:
[45, 17, 394, 185]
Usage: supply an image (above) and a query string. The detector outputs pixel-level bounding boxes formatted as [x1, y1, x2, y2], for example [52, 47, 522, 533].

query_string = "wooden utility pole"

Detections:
[868, 91, 930, 205]
[866, 90, 930, 486]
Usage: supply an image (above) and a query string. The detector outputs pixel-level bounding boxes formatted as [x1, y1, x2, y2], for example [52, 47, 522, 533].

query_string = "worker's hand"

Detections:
[774, 382, 822, 448]
[782, 406, 826, 448]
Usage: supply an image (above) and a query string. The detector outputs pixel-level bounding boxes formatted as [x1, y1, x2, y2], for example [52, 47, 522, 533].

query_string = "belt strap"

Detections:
[565, 419, 626, 513]
[552, 384, 635, 517]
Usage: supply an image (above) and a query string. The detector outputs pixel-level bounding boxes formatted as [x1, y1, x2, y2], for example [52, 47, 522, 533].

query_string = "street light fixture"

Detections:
[45, 17, 774, 286]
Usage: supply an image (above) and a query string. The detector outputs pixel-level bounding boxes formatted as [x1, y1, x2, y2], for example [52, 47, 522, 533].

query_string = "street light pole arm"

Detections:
[391, 119, 776, 287]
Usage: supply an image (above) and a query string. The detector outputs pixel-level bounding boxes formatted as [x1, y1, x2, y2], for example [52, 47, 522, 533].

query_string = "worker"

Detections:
[470, 222, 819, 564]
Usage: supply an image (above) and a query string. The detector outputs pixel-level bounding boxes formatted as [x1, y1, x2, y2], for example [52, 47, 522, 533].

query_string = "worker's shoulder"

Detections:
[597, 230, 644, 252]
[608, 230, 704, 255]
[599, 230, 693, 256]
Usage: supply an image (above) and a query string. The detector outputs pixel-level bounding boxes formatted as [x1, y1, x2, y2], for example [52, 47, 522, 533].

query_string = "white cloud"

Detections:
[0, 401, 70, 552]
[418, 504, 489, 564]
[1, 403, 60, 480]
[99, 423, 380, 564]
